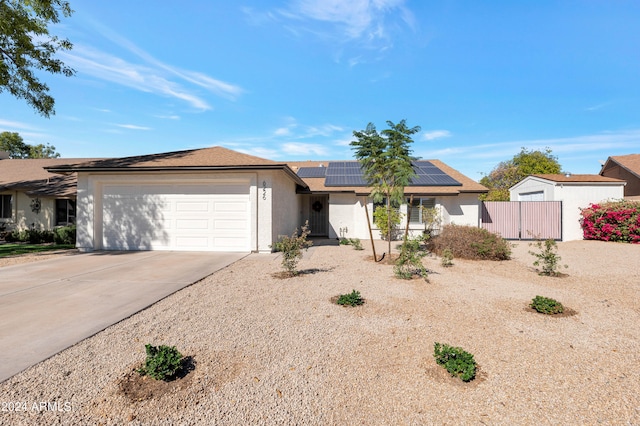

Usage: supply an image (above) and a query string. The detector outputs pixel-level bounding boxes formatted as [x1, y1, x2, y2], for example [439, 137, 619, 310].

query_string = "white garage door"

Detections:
[101, 182, 250, 251]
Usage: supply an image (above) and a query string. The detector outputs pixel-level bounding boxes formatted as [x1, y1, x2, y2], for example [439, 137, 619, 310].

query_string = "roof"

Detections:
[46, 146, 308, 187]
[288, 160, 487, 195]
[530, 174, 626, 183]
[0, 158, 100, 197]
[600, 154, 640, 179]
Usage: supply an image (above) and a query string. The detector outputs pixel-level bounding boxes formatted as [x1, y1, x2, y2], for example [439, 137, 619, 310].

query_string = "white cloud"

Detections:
[60, 23, 244, 111]
[282, 142, 329, 156]
[274, 127, 291, 136]
[0, 119, 37, 130]
[422, 130, 452, 140]
[116, 124, 152, 130]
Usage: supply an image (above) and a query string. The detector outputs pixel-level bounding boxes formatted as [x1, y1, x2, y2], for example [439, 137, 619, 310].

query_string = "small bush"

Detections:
[54, 225, 76, 245]
[441, 248, 454, 267]
[373, 205, 403, 241]
[433, 342, 477, 382]
[349, 238, 363, 250]
[336, 289, 364, 306]
[394, 237, 428, 280]
[24, 228, 54, 244]
[137, 344, 184, 381]
[530, 295, 564, 315]
[271, 221, 313, 276]
[430, 224, 511, 261]
[529, 238, 567, 276]
[580, 200, 640, 243]
[339, 238, 351, 245]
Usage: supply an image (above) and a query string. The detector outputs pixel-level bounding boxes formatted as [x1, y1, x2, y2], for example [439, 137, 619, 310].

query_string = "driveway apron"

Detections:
[0, 251, 246, 383]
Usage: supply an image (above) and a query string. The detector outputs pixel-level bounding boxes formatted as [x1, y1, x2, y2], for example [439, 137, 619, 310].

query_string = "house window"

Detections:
[56, 199, 76, 225]
[0, 194, 11, 219]
[407, 197, 436, 224]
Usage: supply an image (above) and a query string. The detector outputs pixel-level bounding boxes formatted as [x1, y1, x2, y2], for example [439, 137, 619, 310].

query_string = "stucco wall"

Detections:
[1, 191, 57, 231]
[601, 164, 640, 197]
[267, 170, 302, 253]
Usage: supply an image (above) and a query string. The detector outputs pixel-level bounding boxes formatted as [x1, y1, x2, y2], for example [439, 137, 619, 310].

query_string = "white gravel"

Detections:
[0, 239, 639, 425]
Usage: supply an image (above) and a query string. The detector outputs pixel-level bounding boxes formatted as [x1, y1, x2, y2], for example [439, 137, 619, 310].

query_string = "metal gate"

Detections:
[481, 201, 562, 240]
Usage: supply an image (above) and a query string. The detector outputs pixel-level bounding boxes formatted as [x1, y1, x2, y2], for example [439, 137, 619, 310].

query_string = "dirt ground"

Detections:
[0, 239, 639, 425]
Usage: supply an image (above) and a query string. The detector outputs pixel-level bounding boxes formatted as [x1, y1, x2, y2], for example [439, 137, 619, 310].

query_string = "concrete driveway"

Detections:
[0, 250, 246, 382]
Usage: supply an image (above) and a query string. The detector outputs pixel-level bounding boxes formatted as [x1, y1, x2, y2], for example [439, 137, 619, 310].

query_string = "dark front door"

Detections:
[309, 195, 328, 236]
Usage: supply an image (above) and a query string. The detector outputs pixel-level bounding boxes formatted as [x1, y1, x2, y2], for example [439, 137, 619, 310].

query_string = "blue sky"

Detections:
[1, 0, 639, 180]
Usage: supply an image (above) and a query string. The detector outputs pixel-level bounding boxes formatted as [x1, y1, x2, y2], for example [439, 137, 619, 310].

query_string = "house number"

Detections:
[262, 181, 267, 200]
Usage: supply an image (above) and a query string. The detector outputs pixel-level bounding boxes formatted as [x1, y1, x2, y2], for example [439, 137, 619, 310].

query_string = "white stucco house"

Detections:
[510, 174, 626, 241]
[46, 146, 488, 253]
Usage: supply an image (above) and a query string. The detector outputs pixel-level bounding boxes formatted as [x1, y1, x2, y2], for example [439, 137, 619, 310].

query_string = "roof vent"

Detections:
[564, 172, 572, 178]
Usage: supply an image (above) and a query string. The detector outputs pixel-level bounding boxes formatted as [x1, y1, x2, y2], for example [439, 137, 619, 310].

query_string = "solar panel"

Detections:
[297, 167, 326, 178]
[323, 160, 461, 187]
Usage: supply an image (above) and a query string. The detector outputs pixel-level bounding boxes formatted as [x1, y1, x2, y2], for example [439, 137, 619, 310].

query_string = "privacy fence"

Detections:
[481, 201, 562, 240]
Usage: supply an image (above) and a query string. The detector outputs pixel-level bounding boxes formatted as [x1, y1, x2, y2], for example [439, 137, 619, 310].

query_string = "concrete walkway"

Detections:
[0, 251, 246, 382]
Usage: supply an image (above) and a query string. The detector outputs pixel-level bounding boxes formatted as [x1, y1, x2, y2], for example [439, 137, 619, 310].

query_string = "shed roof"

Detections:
[531, 174, 625, 183]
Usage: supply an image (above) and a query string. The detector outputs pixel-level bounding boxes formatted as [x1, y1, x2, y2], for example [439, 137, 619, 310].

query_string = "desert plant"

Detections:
[529, 238, 567, 276]
[433, 342, 477, 382]
[430, 224, 511, 261]
[336, 289, 364, 306]
[350, 238, 363, 250]
[420, 205, 442, 236]
[271, 221, 313, 276]
[394, 236, 428, 280]
[441, 248, 454, 267]
[530, 295, 564, 314]
[137, 344, 184, 381]
[339, 238, 351, 245]
[373, 204, 403, 241]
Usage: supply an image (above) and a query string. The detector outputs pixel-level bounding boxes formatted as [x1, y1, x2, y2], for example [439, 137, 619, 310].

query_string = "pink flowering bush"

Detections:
[580, 200, 640, 243]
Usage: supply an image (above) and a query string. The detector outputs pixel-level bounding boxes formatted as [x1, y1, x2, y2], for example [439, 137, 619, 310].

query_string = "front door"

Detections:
[309, 195, 328, 236]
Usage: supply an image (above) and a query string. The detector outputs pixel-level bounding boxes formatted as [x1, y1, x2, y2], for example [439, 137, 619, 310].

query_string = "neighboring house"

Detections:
[510, 174, 626, 241]
[46, 146, 487, 253]
[0, 155, 98, 231]
[599, 154, 640, 200]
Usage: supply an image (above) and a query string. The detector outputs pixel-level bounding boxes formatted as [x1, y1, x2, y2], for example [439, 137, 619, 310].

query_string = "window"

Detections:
[0, 194, 11, 219]
[407, 197, 436, 224]
[56, 199, 76, 225]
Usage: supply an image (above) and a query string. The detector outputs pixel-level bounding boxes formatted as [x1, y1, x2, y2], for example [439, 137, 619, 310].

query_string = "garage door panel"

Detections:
[102, 182, 250, 252]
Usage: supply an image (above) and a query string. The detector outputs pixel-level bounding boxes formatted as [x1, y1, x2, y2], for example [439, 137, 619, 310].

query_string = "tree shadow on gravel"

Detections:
[271, 267, 335, 279]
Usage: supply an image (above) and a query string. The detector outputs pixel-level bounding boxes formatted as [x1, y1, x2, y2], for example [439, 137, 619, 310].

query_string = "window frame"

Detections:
[407, 197, 436, 225]
[55, 199, 76, 226]
[0, 194, 12, 219]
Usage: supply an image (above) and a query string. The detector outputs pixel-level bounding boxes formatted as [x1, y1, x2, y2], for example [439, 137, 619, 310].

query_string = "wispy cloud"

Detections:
[422, 130, 452, 141]
[61, 21, 243, 110]
[282, 142, 329, 156]
[116, 124, 152, 131]
[0, 119, 37, 130]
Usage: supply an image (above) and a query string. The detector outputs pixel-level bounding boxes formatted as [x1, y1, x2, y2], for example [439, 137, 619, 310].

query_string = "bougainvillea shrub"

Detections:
[580, 200, 640, 243]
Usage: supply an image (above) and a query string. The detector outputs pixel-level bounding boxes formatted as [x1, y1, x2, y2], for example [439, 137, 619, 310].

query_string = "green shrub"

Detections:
[430, 224, 511, 261]
[339, 238, 351, 245]
[441, 248, 454, 267]
[373, 205, 403, 241]
[24, 228, 54, 244]
[349, 238, 363, 250]
[433, 342, 477, 382]
[530, 295, 564, 314]
[394, 237, 428, 280]
[336, 289, 364, 306]
[4, 230, 19, 242]
[137, 344, 184, 381]
[580, 200, 640, 243]
[271, 221, 313, 276]
[54, 225, 76, 245]
[528, 238, 567, 276]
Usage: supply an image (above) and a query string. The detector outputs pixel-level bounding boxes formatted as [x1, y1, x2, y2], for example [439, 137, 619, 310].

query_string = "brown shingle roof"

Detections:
[532, 174, 625, 183]
[288, 159, 488, 195]
[48, 146, 278, 170]
[0, 158, 100, 197]
[603, 154, 640, 179]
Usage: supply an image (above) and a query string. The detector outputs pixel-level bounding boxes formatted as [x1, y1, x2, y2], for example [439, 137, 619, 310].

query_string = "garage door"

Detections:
[101, 182, 250, 251]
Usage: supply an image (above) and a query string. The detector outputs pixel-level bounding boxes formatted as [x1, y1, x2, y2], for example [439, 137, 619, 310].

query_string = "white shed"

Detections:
[510, 174, 626, 241]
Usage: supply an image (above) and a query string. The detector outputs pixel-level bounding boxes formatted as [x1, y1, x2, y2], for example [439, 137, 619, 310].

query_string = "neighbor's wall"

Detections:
[509, 179, 555, 201]
[601, 164, 640, 197]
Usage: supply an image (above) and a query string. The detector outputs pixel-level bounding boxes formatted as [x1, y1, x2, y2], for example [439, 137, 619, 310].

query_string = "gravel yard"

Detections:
[0, 239, 639, 425]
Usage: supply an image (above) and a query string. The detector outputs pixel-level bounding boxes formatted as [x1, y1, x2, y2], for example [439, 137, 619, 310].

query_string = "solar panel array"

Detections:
[297, 167, 327, 178]
[319, 160, 461, 187]
[410, 161, 461, 186]
[324, 162, 368, 186]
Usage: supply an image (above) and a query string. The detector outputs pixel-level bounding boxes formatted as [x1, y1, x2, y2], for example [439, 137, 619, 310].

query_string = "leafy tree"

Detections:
[351, 119, 420, 257]
[480, 147, 562, 201]
[0, 0, 75, 117]
[0, 131, 60, 158]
